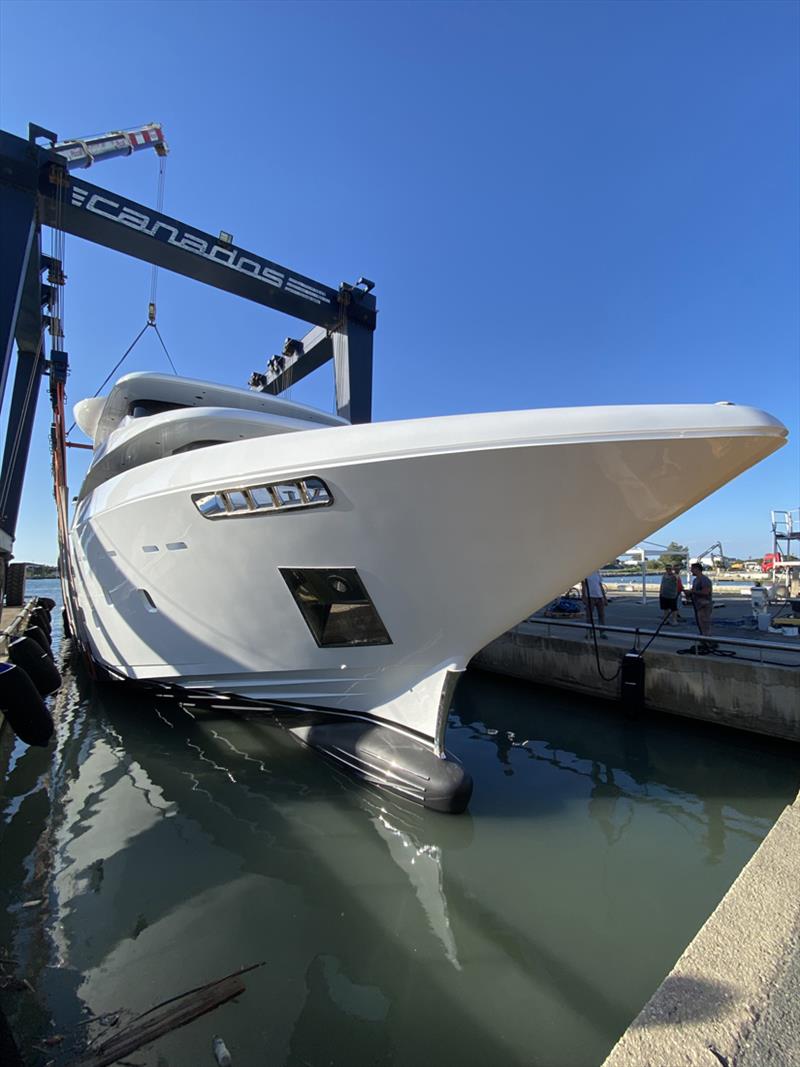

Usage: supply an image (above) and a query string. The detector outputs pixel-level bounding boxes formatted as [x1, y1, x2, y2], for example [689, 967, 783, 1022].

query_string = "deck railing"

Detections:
[518, 617, 800, 665]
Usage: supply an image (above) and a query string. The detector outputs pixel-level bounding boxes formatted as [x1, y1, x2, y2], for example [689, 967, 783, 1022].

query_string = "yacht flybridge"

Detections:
[65, 372, 788, 810]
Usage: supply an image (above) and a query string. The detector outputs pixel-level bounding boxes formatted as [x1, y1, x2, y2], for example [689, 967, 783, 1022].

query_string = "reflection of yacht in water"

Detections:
[64, 370, 787, 811]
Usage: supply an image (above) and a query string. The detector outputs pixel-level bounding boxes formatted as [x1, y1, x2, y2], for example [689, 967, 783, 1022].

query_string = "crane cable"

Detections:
[65, 151, 178, 435]
[148, 152, 167, 321]
[145, 149, 179, 375]
[64, 323, 148, 436]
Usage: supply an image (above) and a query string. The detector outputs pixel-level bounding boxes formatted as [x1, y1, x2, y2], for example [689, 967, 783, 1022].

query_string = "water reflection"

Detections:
[587, 762, 633, 847]
[1, 598, 798, 1067]
[287, 955, 392, 1067]
[370, 809, 461, 970]
[451, 674, 777, 865]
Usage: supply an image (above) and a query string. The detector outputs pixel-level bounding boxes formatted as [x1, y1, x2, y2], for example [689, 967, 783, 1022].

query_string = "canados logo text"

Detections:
[69, 186, 330, 306]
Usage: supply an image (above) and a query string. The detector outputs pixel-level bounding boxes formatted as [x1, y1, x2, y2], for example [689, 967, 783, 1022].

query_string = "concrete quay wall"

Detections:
[601, 790, 800, 1067]
[472, 628, 800, 743]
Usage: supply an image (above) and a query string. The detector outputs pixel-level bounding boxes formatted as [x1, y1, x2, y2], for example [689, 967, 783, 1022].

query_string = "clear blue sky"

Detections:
[1, 0, 798, 562]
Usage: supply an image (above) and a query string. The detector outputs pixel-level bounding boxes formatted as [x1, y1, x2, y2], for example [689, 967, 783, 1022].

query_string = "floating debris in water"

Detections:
[213, 1035, 232, 1066]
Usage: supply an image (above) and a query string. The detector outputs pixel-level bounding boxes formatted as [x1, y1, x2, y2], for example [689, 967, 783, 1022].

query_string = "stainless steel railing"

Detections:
[0, 599, 38, 659]
[518, 617, 800, 664]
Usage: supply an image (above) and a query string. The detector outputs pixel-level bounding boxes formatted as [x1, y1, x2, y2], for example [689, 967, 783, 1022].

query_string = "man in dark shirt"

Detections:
[689, 562, 713, 638]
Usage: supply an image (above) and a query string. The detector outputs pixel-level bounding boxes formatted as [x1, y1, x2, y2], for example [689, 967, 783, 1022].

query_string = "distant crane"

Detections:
[691, 541, 726, 570]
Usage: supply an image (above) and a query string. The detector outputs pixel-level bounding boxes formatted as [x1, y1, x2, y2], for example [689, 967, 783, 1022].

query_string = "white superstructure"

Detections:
[65, 373, 787, 809]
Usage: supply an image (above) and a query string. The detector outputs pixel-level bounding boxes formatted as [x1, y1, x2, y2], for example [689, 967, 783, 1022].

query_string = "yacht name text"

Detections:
[68, 186, 331, 306]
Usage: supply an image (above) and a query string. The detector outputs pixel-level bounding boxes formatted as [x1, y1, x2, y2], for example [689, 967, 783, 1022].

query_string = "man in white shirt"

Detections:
[582, 570, 608, 635]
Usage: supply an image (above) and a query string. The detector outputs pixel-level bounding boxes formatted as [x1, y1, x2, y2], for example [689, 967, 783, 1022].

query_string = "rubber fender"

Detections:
[8, 637, 62, 696]
[29, 608, 52, 636]
[62, 608, 72, 639]
[23, 625, 54, 659]
[4, 563, 26, 607]
[620, 653, 646, 714]
[0, 662, 54, 746]
[36, 597, 56, 612]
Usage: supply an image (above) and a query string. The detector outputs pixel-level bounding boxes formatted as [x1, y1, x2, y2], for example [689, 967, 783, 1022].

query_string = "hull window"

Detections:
[130, 400, 186, 418]
[227, 490, 250, 512]
[280, 568, 392, 648]
[249, 486, 275, 509]
[193, 477, 332, 519]
[196, 493, 228, 517]
[172, 439, 226, 455]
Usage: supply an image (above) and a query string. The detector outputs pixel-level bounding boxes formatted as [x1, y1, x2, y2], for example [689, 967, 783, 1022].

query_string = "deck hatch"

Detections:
[280, 567, 392, 648]
[193, 477, 332, 519]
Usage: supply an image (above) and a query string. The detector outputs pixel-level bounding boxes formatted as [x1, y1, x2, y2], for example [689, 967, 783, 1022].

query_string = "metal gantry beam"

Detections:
[250, 326, 335, 396]
[0, 345, 47, 539]
[0, 123, 377, 570]
[0, 184, 38, 407]
[37, 165, 376, 332]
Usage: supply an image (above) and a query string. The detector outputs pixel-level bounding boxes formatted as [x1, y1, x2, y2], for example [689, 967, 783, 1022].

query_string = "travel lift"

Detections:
[0, 121, 377, 603]
[0, 123, 473, 817]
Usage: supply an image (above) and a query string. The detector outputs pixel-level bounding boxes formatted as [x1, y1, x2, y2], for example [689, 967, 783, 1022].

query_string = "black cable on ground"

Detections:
[587, 593, 696, 684]
[586, 599, 624, 682]
[637, 610, 673, 657]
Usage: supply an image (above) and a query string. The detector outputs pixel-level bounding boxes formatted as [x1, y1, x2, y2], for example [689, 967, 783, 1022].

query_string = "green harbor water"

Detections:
[1, 580, 799, 1066]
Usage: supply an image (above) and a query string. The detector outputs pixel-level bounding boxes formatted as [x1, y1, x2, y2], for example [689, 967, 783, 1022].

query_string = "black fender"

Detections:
[23, 625, 53, 658]
[0, 662, 54, 746]
[29, 608, 52, 637]
[8, 636, 62, 696]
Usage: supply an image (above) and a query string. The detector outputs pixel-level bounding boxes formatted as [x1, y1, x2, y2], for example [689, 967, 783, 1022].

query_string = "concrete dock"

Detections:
[602, 787, 800, 1067]
[473, 593, 800, 743]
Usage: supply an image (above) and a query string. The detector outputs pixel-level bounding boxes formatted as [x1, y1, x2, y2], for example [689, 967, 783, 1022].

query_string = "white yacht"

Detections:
[65, 372, 787, 810]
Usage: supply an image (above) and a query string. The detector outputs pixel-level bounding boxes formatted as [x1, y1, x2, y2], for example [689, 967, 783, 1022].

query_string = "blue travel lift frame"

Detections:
[0, 123, 377, 599]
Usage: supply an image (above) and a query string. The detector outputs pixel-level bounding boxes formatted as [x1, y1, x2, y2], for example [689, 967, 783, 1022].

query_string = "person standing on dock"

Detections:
[689, 562, 714, 639]
[674, 567, 685, 621]
[582, 571, 608, 636]
[659, 565, 679, 625]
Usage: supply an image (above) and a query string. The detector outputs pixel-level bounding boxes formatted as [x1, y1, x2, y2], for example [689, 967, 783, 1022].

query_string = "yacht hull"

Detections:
[66, 404, 786, 809]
